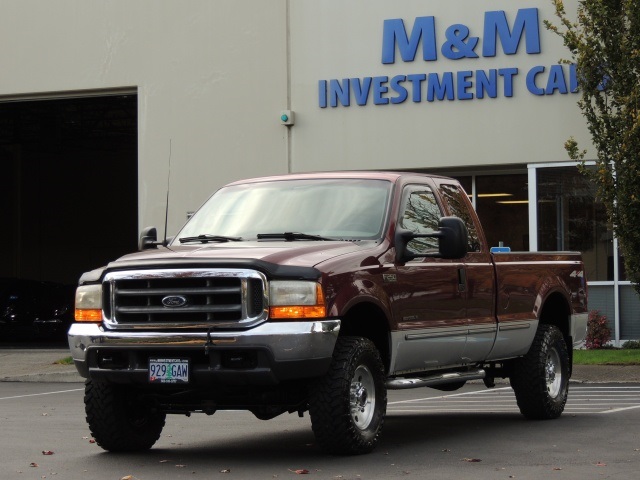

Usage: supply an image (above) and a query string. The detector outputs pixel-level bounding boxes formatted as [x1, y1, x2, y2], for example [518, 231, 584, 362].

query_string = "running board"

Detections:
[386, 369, 486, 390]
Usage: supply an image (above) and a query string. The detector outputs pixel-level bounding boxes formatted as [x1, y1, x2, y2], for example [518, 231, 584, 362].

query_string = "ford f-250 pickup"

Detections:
[68, 171, 588, 455]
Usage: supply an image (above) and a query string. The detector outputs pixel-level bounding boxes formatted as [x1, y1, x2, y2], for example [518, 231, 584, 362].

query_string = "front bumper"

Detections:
[68, 320, 340, 386]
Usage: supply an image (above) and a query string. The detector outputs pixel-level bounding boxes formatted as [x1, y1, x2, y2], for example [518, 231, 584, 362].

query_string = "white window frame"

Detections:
[527, 161, 630, 346]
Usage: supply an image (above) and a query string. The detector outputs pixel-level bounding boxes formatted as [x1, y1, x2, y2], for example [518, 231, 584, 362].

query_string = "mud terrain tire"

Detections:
[309, 336, 387, 455]
[510, 324, 570, 420]
[84, 379, 166, 451]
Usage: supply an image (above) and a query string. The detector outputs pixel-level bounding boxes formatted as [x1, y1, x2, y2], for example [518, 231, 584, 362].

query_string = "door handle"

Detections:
[457, 267, 467, 293]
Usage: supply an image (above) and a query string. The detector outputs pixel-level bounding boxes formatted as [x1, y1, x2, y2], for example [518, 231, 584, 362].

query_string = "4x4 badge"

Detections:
[162, 295, 188, 308]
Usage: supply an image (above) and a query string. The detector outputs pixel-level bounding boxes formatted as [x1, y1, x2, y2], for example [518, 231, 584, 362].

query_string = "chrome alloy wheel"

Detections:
[545, 347, 562, 398]
[350, 365, 376, 430]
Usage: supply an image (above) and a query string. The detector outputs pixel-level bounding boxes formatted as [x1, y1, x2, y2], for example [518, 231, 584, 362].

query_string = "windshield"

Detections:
[172, 178, 392, 243]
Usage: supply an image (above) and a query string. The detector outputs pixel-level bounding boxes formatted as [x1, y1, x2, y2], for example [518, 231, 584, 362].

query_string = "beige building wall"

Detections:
[0, 0, 290, 237]
[289, 0, 591, 171]
[0, 0, 591, 236]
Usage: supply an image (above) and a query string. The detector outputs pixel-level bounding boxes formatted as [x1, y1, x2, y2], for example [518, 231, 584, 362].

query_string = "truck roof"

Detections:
[225, 171, 455, 186]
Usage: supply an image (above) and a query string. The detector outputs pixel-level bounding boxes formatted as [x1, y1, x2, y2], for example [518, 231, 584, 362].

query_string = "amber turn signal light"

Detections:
[74, 309, 102, 322]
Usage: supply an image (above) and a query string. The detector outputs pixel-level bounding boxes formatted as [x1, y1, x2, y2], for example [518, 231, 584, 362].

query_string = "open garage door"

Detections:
[0, 93, 138, 288]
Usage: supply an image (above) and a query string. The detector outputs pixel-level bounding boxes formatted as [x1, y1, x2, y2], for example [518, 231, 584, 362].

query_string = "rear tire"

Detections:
[309, 337, 387, 455]
[509, 324, 570, 419]
[84, 379, 166, 451]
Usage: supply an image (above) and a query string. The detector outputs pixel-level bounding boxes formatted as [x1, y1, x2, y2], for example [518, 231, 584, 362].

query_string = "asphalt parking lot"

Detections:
[2, 346, 640, 479]
[1, 381, 639, 480]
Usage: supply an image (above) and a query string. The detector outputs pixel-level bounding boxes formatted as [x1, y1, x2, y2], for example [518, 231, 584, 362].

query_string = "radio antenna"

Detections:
[163, 139, 172, 246]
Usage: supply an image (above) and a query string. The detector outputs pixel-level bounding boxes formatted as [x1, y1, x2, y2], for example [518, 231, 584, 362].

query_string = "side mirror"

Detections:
[139, 226, 159, 250]
[437, 217, 469, 259]
[395, 216, 468, 263]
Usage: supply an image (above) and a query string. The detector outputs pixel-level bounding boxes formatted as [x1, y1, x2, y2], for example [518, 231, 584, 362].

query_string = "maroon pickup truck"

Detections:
[69, 171, 588, 455]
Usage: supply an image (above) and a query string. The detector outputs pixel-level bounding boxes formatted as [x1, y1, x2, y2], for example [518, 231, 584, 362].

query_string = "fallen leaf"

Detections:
[462, 458, 482, 463]
[30, 463, 39, 468]
[42, 451, 54, 455]
[289, 469, 310, 474]
[89, 439, 96, 444]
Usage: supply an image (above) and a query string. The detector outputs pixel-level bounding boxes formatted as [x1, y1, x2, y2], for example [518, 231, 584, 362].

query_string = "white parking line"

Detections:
[388, 386, 513, 405]
[0, 388, 83, 401]
[388, 385, 640, 415]
[602, 405, 640, 414]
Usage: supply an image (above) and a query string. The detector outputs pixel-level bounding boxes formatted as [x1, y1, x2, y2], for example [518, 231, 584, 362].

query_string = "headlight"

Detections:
[74, 284, 103, 322]
[269, 281, 326, 320]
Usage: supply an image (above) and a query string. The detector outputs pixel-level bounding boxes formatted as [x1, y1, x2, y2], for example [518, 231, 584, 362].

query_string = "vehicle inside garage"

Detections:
[0, 93, 137, 339]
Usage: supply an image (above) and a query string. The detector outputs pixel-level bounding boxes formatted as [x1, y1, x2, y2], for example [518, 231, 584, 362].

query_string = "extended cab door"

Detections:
[389, 183, 467, 373]
[437, 181, 497, 363]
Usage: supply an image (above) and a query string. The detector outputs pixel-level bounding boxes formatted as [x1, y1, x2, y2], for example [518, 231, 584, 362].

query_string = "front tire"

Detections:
[509, 324, 570, 419]
[309, 336, 387, 455]
[84, 379, 166, 452]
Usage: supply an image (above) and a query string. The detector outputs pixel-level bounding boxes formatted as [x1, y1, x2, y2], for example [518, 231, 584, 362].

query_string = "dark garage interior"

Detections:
[0, 94, 138, 338]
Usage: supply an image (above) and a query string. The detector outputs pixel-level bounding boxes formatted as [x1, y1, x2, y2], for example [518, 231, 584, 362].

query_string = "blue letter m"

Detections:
[382, 16, 437, 64]
[483, 8, 541, 57]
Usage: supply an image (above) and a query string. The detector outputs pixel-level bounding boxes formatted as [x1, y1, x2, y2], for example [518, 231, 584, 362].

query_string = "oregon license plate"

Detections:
[149, 358, 189, 384]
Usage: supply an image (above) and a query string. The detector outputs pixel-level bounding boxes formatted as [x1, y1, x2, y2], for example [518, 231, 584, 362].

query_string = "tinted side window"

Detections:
[439, 183, 482, 252]
[399, 186, 442, 254]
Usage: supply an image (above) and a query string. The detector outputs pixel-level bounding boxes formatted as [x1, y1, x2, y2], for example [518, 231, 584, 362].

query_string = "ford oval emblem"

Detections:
[161, 295, 188, 308]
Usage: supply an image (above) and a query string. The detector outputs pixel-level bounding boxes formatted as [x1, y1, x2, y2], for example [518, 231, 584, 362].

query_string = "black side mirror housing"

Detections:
[395, 216, 468, 263]
[139, 226, 159, 250]
[437, 217, 469, 259]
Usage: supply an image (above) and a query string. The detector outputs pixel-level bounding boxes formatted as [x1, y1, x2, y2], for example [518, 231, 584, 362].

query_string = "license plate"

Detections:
[149, 358, 189, 384]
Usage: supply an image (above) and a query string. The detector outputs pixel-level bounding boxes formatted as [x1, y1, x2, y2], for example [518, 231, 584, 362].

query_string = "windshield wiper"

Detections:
[179, 234, 242, 244]
[257, 232, 336, 241]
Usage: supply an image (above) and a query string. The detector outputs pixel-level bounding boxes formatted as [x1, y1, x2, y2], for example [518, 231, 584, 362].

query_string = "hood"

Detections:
[108, 240, 375, 270]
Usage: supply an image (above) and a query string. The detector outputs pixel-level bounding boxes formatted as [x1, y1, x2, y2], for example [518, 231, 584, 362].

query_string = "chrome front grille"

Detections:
[103, 269, 267, 329]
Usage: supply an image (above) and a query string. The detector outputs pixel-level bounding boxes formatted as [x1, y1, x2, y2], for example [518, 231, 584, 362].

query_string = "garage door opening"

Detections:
[0, 93, 138, 289]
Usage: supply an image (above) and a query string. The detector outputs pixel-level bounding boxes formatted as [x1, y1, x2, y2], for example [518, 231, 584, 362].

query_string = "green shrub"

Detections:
[622, 340, 640, 350]
[585, 310, 612, 349]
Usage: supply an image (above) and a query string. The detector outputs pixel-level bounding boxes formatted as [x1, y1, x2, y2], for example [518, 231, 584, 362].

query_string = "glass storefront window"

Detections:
[475, 174, 529, 251]
[536, 166, 612, 281]
[456, 176, 472, 198]
[451, 174, 529, 251]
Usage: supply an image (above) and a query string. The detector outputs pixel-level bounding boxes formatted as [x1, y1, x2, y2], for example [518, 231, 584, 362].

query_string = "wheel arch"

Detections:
[538, 291, 571, 340]
[339, 301, 391, 374]
[538, 291, 573, 373]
